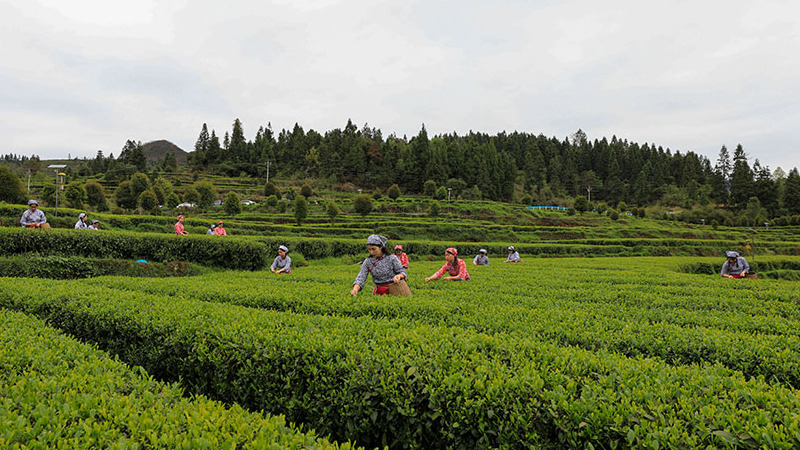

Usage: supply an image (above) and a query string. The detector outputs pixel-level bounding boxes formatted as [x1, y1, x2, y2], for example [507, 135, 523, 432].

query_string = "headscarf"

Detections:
[78, 213, 86, 219]
[726, 251, 740, 259]
[479, 249, 487, 254]
[366, 234, 387, 248]
[177, 214, 184, 220]
[446, 247, 458, 256]
[508, 246, 515, 251]
[394, 245, 403, 251]
[28, 199, 39, 206]
[92, 220, 100, 224]
[278, 245, 289, 252]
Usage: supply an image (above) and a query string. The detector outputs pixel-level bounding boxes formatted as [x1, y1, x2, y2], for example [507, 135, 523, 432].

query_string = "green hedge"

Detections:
[0, 255, 209, 279]
[0, 308, 353, 449]
[3, 280, 800, 448]
[0, 228, 269, 270]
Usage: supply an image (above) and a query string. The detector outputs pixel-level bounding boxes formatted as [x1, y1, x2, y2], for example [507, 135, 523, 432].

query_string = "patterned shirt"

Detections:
[396, 252, 409, 267]
[20, 209, 47, 227]
[432, 258, 470, 280]
[506, 251, 521, 262]
[721, 257, 750, 276]
[75, 219, 88, 230]
[214, 227, 227, 236]
[271, 255, 292, 272]
[175, 222, 187, 235]
[353, 254, 407, 287]
[473, 254, 489, 265]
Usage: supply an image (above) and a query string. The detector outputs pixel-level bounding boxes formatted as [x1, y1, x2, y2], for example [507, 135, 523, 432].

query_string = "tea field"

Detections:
[3, 255, 800, 448]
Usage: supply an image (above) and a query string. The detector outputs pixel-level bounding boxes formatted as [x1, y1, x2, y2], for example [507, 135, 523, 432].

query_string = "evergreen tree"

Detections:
[326, 199, 340, 223]
[223, 191, 242, 215]
[64, 182, 87, 208]
[229, 118, 247, 163]
[130, 173, 152, 199]
[193, 181, 217, 209]
[84, 182, 107, 210]
[138, 189, 159, 213]
[300, 183, 313, 199]
[387, 184, 401, 200]
[293, 195, 308, 225]
[729, 144, 754, 208]
[784, 168, 800, 215]
[0, 165, 27, 204]
[711, 145, 732, 204]
[114, 181, 138, 210]
[353, 194, 372, 217]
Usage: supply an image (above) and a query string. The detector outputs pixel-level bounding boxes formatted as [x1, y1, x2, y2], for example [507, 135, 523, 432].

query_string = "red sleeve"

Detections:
[175, 222, 183, 235]
[432, 263, 448, 279]
[456, 260, 470, 279]
[400, 253, 409, 266]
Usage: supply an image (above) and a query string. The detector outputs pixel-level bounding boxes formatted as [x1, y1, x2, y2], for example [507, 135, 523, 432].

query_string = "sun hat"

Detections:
[92, 220, 100, 224]
[366, 234, 387, 247]
[78, 213, 86, 219]
[216, 221, 223, 225]
[726, 251, 740, 259]
[394, 245, 403, 251]
[278, 245, 289, 252]
[446, 247, 458, 256]
[177, 214, 184, 220]
[479, 249, 487, 253]
[28, 199, 39, 206]
[210, 223, 217, 229]
[508, 246, 515, 251]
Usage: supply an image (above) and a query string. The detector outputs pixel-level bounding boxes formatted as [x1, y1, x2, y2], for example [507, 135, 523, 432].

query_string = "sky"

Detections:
[2, 0, 799, 172]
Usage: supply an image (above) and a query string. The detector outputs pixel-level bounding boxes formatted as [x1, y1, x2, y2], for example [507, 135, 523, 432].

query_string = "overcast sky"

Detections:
[2, 0, 798, 172]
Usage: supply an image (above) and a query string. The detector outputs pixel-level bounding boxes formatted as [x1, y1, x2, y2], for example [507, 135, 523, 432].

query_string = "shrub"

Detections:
[387, 184, 401, 200]
[300, 183, 313, 199]
[0, 166, 26, 204]
[294, 196, 308, 225]
[354, 195, 372, 217]
[223, 192, 242, 215]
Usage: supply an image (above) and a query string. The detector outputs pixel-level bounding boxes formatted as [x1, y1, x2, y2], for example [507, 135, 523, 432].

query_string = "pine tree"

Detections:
[729, 144, 754, 209]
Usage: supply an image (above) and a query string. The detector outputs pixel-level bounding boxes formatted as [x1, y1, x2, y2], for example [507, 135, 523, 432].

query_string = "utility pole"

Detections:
[27, 169, 31, 194]
[265, 161, 272, 184]
[447, 187, 452, 202]
[586, 186, 592, 202]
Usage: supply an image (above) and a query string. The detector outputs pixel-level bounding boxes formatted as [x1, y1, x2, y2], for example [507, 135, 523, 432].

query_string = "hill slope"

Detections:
[141, 140, 187, 166]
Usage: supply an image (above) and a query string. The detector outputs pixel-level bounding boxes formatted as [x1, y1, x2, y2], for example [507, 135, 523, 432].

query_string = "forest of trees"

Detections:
[4, 118, 799, 218]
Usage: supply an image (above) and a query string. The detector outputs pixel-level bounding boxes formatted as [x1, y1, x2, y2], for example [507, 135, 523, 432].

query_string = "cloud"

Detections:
[0, 0, 798, 171]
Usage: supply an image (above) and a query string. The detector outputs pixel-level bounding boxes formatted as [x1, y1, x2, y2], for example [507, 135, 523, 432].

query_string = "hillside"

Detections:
[140, 140, 187, 166]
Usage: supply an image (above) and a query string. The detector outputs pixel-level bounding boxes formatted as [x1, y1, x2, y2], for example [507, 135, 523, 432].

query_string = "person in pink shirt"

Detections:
[213, 221, 227, 235]
[394, 245, 409, 269]
[174, 215, 188, 235]
[425, 247, 470, 282]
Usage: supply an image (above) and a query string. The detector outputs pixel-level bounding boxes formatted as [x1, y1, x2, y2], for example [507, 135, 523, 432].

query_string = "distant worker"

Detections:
[214, 221, 227, 236]
[206, 223, 217, 235]
[175, 215, 188, 235]
[270, 245, 292, 274]
[74, 212, 89, 230]
[88, 219, 100, 230]
[473, 249, 489, 266]
[394, 245, 409, 269]
[20, 200, 49, 229]
[505, 246, 522, 263]
[425, 247, 470, 282]
[721, 251, 750, 278]
[351, 234, 407, 295]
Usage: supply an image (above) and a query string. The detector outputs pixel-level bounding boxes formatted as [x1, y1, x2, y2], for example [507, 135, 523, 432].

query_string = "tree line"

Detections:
[4, 119, 800, 217]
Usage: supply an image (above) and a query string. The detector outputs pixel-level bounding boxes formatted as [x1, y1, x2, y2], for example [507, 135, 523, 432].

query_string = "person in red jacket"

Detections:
[174, 215, 188, 235]
[394, 245, 409, 269]
[425, 247, 470, 281]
